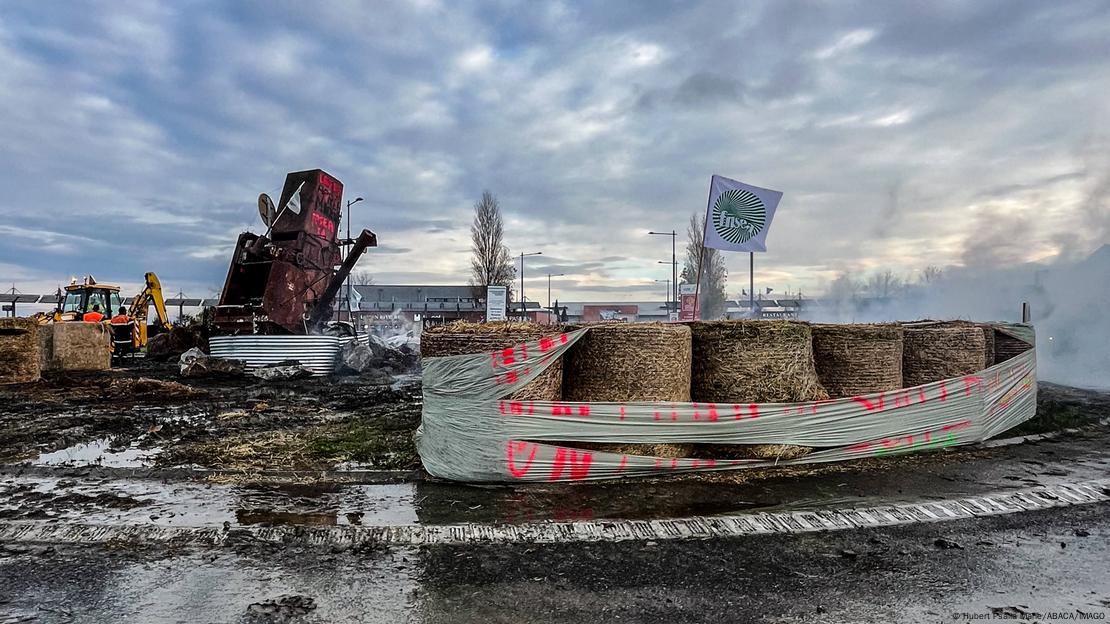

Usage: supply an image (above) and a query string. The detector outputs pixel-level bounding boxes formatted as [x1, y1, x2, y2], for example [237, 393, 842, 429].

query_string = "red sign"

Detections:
[679, 293, 698, 320]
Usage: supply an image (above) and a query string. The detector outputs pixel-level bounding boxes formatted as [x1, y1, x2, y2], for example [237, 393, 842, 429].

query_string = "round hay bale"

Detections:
[563, 322, 691, 402]
[902, 326, 986, 387]
[689, 320, 826, 462]
[690, 320, 829, 403]
[993, 330, 1032, 364]
[421, 321, 562, 401]
[903, 320, 995, 367]
[562, 323, 692, 459]
[811, 324, 903, 398]
[0, 318, 40, 384]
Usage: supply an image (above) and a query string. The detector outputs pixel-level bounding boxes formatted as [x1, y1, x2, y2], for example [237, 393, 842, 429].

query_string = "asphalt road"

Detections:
[1, 502, 1107, 624]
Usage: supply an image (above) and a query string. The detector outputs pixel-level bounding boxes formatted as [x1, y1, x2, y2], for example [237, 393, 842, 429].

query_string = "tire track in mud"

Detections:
[1, 479, 1107, 548]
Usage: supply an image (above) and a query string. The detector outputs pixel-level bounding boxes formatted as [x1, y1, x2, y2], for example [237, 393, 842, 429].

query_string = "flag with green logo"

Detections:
[703, 175, 782, 252]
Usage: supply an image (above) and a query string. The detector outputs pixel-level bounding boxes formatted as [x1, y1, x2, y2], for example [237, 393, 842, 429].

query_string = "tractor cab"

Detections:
[58, 277, 123, 321]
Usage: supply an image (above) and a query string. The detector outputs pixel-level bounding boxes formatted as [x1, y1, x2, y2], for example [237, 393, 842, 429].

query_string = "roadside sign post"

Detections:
[486, 285, 507, 322]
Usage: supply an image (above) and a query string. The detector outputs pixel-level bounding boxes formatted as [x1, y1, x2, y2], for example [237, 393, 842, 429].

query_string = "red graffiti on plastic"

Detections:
[494, 370, 520, 385]
[550, 402, 574, 416]
[783, 403, 820, 417]
[617, 455, 628, 472]
[732, 404, 759, 420]
[963, 375, 983, 396]
[506, 440, 538, 478]
[851, 394, 886, 412]
[549, 446, 593, 481]
[578, 405, 590, 417]
[692, 403, 721, 422]
[939, 379, 949, 402]
[851, 419, 972, 455]
[619, 406, 627, 421]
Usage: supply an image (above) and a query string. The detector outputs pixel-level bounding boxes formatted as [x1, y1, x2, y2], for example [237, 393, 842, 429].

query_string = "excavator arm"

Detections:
[128, 272, 172, 348]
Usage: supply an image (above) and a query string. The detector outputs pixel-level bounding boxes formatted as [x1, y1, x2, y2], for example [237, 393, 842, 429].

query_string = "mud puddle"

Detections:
[30, 438, 162, 468]
[0, 475, 419, 526]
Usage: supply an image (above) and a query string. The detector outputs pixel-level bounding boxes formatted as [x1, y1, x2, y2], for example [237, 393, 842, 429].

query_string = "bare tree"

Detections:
[469, 191, 515, 301]
[353, 271, 374, 286]
[680, 212, 728, 319]
[866, 269, 905, 298]
[920, 265, 943, 285]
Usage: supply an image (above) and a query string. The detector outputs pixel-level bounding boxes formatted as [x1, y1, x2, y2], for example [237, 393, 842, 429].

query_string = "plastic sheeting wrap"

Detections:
[416, 324, 1037, 482]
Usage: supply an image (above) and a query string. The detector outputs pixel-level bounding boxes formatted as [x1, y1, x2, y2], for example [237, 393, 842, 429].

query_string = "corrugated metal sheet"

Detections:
[209, 335, 343, 375]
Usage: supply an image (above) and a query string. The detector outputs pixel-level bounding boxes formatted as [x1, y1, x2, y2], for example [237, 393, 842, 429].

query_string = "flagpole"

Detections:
[749, 251, 754, 319]
[693, 177, 716, 321]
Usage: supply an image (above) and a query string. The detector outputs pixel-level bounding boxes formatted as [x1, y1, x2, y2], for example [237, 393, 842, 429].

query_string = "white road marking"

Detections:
[0, 479, 1106, 547]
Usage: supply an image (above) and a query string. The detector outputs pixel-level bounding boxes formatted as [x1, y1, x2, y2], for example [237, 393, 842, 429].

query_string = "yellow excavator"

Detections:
[42, 273, 172, 353]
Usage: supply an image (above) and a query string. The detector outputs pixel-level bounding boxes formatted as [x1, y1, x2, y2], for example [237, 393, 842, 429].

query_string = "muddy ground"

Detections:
[0, 361, 422, 473]
[0, 358, 1107, 482]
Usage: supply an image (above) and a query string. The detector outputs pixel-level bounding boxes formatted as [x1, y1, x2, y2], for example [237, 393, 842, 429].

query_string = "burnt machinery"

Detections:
[214, 169, 377, 334]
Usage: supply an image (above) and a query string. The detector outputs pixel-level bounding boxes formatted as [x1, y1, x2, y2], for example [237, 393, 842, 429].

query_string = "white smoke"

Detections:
[802, 245, 1110, 390]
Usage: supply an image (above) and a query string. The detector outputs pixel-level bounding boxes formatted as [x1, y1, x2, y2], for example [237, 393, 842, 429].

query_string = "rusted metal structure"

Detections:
[214, 169, 377, 334]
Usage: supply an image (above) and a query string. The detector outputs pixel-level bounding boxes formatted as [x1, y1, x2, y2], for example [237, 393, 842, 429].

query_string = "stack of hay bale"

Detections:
[0, 318, 41, 384]
[421, 321, 563, 401]
[690, 320, 828, 461]
[811, 324, 904, 397]
[563, 322, 692, 458]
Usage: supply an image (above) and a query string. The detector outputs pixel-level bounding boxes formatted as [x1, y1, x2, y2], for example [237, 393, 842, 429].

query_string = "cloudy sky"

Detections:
[1, 0, 1108, 303]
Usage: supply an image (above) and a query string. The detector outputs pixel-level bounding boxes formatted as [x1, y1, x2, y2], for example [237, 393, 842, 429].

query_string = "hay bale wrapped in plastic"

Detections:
[690, 320, 828, 403]
[421, 321, 562, 401]
[811, 324, 903, 398]
[563, 322, 691, 402]
[902, 326, 986, 387]
[563, 322, 692, 458]
[0, 318, 40, 384]
[689, 320, 826, 461]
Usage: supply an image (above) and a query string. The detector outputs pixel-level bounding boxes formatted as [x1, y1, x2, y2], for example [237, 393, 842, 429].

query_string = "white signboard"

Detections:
[486, 285, 507, 322]
[703, 175, 782, 252]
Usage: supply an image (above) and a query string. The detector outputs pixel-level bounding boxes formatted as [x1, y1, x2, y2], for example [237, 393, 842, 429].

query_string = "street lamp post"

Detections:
[341, 197, 364, 325]
[649, 230, 677, 315]
[547, 273, 565, 309]
[519, 251, 542, 318]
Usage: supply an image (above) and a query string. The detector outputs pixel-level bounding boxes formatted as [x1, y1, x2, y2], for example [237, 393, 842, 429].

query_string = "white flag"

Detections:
[703, 175, 782, 252]
[283, 181, 305, 215]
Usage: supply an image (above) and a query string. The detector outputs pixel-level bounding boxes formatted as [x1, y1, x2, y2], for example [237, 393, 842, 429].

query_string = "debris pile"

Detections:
[147, 326, 205, 361]
[179, 347, 245, 378]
